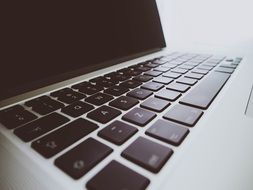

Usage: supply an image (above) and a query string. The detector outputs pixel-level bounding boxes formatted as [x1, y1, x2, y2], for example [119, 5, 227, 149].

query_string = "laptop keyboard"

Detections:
[0, 52, 242, 190]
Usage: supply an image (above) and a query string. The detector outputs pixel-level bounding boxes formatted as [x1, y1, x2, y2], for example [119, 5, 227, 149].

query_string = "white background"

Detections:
[157, 0, 253, 55]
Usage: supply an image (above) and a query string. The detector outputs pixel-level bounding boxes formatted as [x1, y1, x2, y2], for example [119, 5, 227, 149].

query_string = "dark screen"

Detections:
[1, 0, 166, 100]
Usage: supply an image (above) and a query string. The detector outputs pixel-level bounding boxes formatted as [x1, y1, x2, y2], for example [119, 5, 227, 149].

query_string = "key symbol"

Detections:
[134, 112, 143, 118]
[136, 91, 143, 95]
[46, 141, 57, 149]
[120, 100, 128, 104]
[74, 105, 82, 110]
[95, 96, 103, 100]
[73, 160, 85, 170]
[15, 114, 24, 121]
[101, 110, 109, 115]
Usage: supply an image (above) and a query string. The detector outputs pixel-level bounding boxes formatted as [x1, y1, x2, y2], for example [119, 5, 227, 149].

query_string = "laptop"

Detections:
[1, 1, 253, 190]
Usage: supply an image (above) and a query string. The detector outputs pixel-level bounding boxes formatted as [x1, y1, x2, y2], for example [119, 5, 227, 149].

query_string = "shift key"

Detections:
[180, 71, 230, 109]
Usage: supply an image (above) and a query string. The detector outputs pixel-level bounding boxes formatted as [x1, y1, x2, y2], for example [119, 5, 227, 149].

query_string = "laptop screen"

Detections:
[1, 0, 166, 101]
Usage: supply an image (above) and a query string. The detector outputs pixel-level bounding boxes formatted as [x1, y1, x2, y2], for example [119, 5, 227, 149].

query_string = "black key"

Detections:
[105, 72, 130, 81]
[104, 85, 129, 96]
[161, 63, 177, 68]
[144, 70, 162, 77]
[95, 78, 117, 88]
[219, 63, 237, 69]
[0, 105, 38, 129]
[73, 82, 103, 95]
[178, 64, 195, 70]
[127, 88, 153, 100]
[32, 118, 98, 158]
[85, 93, 113, 106]
[153, 76, 173, 84]
[163, 71, 181, 79]
[144, 62, 158, 68]
[191, 69, 209, 75]
[167, 82, 190, 92]
[87, 105, 121, 124]
[120, 80, 142, 89]
[170, 68, 188, 74]
[61, 101, 94, 117]
[50, 88, 72, 97]
[52, 89, 86, 104]
[98, 120, 138, 145]
[154, 66, 170, 72]
[164, 104, 203, 126]
[215, 67, 234, 74]
[140, 97, 170, 112]
[109, 96, 139, 110]
[184, 72, 204, 80]
[135, 66, 151, 72]
[25, 96, 64, 115]
[122, 107, 156, 126]
[55, 138, 112, 179]
[133, 75, 153, 82]
[14, 113, 69, 142]
[146, 119, 189, 146]
[86, 160, 150, 190]
[141, 82, 164, 91]
[123, 69, 142, 76]
[176, 77, 197, 85]
[197, 65, 213, 71]
[180, 72, 230, 109]
[155, 89, 181, 101]
[121, 137, 173, 173]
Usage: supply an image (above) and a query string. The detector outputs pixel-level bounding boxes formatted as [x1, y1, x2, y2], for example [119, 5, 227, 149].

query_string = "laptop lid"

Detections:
[1, 0, 166, 101]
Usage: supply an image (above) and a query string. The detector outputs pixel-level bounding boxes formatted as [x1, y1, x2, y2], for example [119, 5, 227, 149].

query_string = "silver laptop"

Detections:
[1, 1, 253, 190]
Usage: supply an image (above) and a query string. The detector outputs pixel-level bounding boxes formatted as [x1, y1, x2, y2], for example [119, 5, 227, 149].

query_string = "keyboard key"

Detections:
[109, 96, 139, 110]
[55, 138, 112, 179]
[98, 120, 138, 145]
[145, 62, 159, 68]
[105, 72, 131, 81]
[197, 65, 213, 71]
[163, 71, 181, 79]
[191, 69, 209, 75]
[153, 76, 173, 84]
[144, 70, 162, 77]
[122, 107, 156, 126]
[178, 64, 195, 70]
[219, 63, 237, 69]
[61, 101, 94, 117]
[127, 88, 153, 100]
[85, 93, 113, 106]
[146, 119, 189, 146]
[167, 82, 190, 92]
[133, 75, 153, 82]
[164, 104, 203, 126]
[184, 72, 204, 80]
[0, 105, 38, 129]
[170, 68, 188, 74]
[86, 160, 150, 190]
[32, 118, 98, 158]
[154, 66, 170, 72]
[72, 82, 103, 95]
[95, 78, 117, 88]
[161, 63, 177, 69]
[141, 82, 164, 91]
[121, 137, 173, 173]
[104, 85, 129, 96]
[120, 80, 142, 89]
[155, 89, 181, 101]
[87, 106, 121, 124]
[25, 95, 64, 115]
[180, 72, 230, 109]
[176, 77, 197, 85]
[135, 66, 151, 72]
[215, 67, 234, 74]
[14, 113, 69, 142]
[140, 97, 170, 112]
[51, 88, 86, 104]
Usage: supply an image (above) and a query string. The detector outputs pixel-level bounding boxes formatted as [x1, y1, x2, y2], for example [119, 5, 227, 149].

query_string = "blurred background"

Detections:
[156, 0, 253, 55]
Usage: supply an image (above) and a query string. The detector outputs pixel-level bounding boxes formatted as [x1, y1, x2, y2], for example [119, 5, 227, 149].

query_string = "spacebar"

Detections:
[179, 71, 230, 109]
